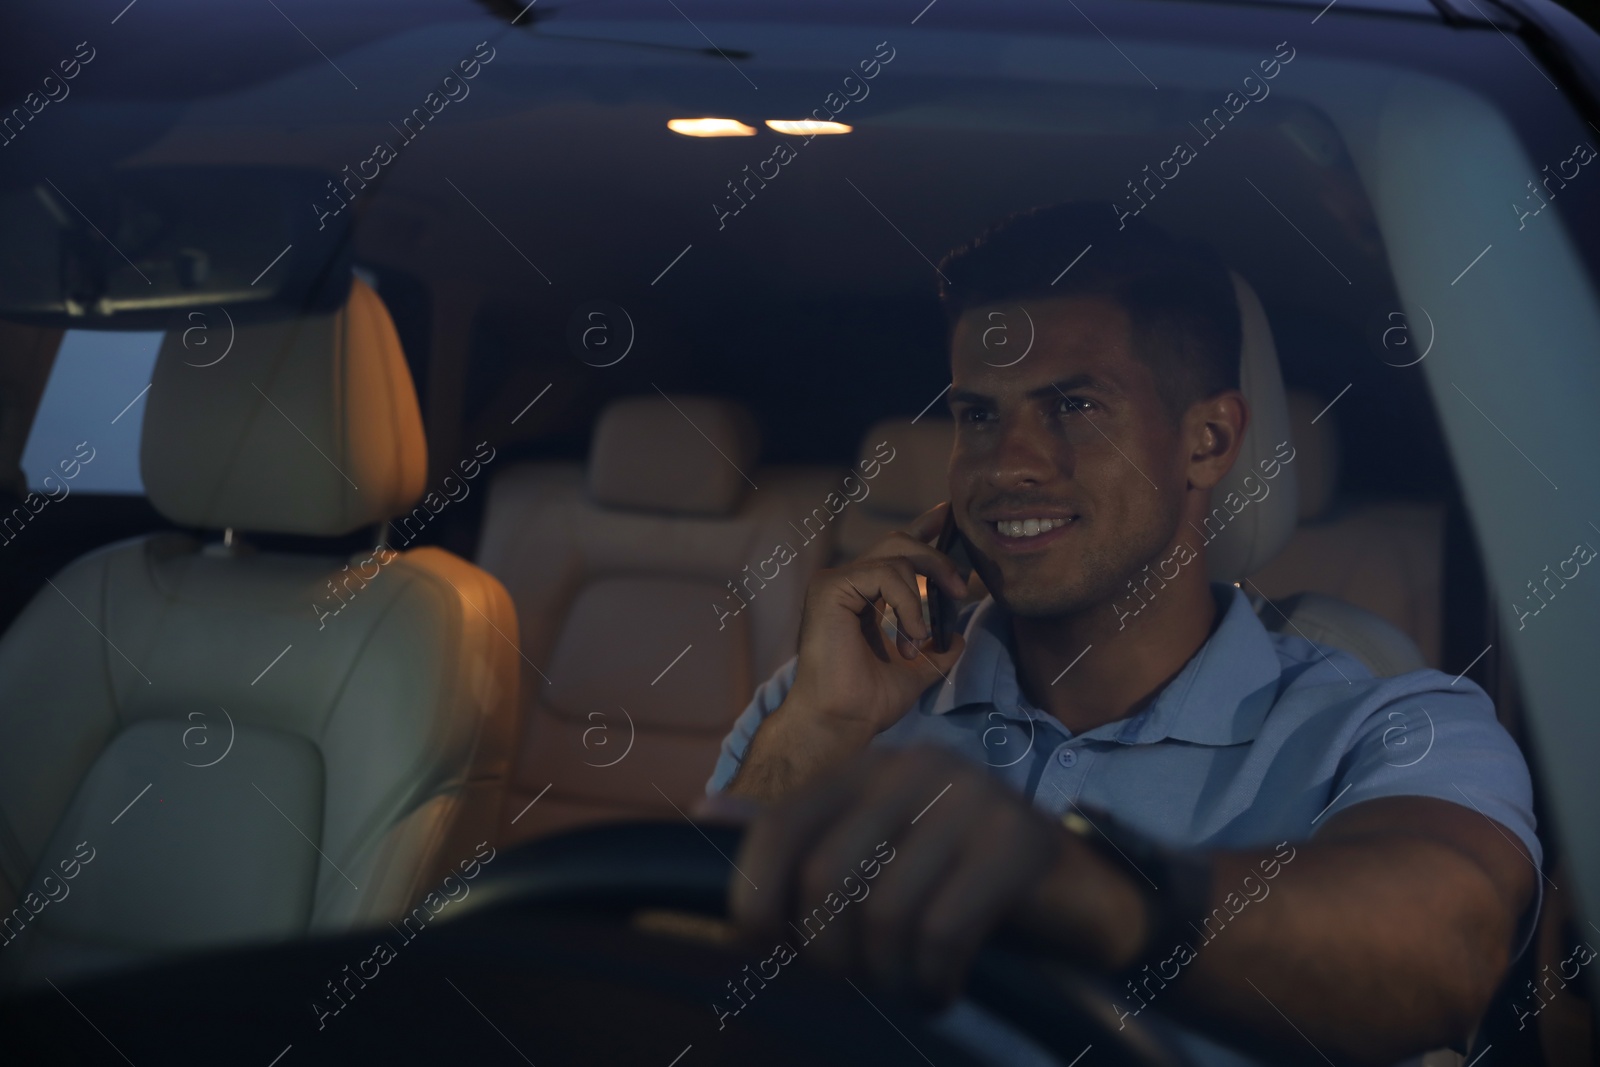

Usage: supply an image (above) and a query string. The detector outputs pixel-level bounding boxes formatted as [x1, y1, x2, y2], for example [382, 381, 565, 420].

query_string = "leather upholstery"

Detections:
[588, 394, 759, 516]
[1248, 590, 1425, 677]
[1203, 270, 1299, 584]
[476, 399, 839, 843]
[1285, 389, 1339, 521]
[1191, 280, 1432, 673]
[0, 282, 518, 988]
[1247, 389, 1442, 667]
[140, 277, 428, 537]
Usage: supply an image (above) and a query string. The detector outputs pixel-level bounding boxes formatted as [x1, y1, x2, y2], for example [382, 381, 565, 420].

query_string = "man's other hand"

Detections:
[729, 745, 1146, 1006]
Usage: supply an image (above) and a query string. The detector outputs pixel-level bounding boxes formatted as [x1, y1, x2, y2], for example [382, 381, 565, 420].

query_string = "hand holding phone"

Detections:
[925, 506, 974, 653]
[728, 503, 971, 801]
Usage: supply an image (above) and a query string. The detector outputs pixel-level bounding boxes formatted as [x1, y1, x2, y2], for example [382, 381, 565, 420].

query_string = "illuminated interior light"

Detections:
[667, 118, 757, 137]
[765, 119, 853, 135]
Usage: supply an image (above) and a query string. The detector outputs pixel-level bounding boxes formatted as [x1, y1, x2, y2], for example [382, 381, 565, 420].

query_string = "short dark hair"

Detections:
[937, 202, 1242, 422]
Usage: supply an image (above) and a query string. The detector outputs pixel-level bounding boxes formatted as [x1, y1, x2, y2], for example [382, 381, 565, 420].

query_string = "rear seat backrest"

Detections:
[833, 418, 954, 563]
[1247, 388, 1444, 667]
[476, 395, 840, 842]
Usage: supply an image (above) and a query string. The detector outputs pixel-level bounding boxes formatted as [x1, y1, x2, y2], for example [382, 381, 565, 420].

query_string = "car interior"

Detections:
[1, 0, 1598, 1063]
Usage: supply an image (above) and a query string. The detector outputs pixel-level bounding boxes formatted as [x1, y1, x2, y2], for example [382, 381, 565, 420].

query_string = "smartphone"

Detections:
[924, 507, 973, 653]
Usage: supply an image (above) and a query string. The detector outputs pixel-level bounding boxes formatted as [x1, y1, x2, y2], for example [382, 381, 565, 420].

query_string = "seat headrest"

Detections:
[854, 417, 954, 520]
[1204, 270, 1300, 584]
[588, 395, 759, 516]
[1284, 388, 1340, 521]
[141, 277, 428, 537]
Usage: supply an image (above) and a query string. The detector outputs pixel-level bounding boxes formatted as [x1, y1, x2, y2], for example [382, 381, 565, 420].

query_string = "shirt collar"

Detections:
[928, 583, 1281, 747]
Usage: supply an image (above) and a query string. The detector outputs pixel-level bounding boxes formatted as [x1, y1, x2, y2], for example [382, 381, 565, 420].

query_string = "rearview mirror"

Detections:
[0, 166, 352, 329]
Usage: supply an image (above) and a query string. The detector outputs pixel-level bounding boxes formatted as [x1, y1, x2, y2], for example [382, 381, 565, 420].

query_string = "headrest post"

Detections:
[202, 525, 253, 558]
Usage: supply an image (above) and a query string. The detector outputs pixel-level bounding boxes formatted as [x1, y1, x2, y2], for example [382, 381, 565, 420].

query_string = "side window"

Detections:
[20, 330, 162, 495]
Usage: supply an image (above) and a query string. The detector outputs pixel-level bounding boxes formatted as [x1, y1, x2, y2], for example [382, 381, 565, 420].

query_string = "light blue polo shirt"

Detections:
[706, 582, 1542, 1067]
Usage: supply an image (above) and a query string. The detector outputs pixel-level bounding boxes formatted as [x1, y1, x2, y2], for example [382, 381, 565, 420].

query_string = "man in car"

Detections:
[700, 203, 1541, 1066]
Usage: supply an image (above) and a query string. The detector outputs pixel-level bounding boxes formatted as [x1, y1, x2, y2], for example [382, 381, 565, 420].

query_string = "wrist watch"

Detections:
[1059, 804, 1214, 984]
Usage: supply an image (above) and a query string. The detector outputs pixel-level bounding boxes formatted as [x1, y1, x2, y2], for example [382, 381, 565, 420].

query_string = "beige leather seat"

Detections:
[1246, 389, 1444, 667]
[476, 395, 839, 843]
[0, 278, 519, 988]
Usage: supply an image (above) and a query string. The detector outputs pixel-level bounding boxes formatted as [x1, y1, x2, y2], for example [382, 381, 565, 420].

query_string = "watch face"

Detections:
[1061, 811, 1095, 838]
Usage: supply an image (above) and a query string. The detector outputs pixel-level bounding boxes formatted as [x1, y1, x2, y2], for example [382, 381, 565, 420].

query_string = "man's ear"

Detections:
[1185, 390, 1249, 491]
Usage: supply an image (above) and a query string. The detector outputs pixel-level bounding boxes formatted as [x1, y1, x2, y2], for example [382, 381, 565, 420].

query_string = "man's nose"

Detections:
[987, 416, 1069, 489]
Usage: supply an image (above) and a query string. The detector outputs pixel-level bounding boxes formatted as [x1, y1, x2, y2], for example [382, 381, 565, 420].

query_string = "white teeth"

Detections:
[995, 518, 1069, 538]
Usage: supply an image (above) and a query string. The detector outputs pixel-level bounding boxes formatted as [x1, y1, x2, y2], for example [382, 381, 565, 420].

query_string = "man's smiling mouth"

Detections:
[992, 517, 1073, 538]
[981, 514, 1082, 552]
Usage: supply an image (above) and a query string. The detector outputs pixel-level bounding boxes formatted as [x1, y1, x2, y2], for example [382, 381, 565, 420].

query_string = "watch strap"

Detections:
[1059, 805, 1214, 987]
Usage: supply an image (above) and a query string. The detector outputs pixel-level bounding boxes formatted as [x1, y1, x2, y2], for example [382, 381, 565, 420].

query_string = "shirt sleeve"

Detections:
[705, 654, 800, 795]
[1319, 672, 1543, 957]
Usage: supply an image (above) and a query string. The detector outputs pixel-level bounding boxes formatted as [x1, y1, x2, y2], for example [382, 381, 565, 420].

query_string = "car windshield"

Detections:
[2, 2, 1599, 1066]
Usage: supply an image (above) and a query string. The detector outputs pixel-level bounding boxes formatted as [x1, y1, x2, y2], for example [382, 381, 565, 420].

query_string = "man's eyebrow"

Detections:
[1028, 374, 1123, 399]
[947, 375, 1123, 408]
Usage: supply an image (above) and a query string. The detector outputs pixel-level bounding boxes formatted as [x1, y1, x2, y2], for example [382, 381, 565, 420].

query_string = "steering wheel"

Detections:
[453, 820, 1191, 1067]
[0, 820, 1194, 1067]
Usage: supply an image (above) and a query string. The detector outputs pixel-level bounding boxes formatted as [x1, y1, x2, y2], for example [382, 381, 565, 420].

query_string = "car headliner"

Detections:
[6, 0, 1600, 1036]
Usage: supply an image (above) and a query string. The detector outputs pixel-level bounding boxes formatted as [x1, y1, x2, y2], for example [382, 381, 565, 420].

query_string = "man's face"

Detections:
[947, 295, 1190, 618]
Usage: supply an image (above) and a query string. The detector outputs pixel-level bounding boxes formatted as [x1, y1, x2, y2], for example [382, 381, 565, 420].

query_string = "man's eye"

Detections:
[959, 407, 996, 424]
[1057, 396, 1096, 414]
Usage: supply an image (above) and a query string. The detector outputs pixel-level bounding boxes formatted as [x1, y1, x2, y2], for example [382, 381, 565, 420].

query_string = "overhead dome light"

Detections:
[765, 119, 852, 135]
[667, 118, 757, 137]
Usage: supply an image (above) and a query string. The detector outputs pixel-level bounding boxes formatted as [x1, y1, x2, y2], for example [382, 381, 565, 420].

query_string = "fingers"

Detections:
[852, 524, 967, 601]
[731, 758, 871, 942]
[912, 805, 1060, 1002]
[800, 760, 973, 978]
[829, 559, 929, 650]
[732, 746, 1036, 1006]
[854, 773, 987, 991]
[732, 748, 948, 949]
[905, 501, 949, 543]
